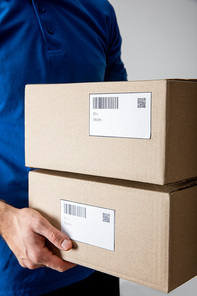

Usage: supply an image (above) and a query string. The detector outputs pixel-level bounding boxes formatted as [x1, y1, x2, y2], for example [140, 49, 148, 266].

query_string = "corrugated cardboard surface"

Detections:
[29, 170, 197, 293]
[25, 79, 197, 185]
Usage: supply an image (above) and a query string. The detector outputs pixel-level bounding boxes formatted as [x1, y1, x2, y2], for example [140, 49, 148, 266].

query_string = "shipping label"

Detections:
[89, 92, 151, 139]
[61, 200, 115, 251]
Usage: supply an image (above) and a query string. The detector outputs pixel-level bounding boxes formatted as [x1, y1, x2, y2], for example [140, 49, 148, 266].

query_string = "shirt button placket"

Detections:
[39, 6, 54, 35]
[35, 3, 60, 51]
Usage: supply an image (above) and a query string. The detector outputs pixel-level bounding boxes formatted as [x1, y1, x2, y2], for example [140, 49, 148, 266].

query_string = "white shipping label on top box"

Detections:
[61, 200, 115, 251]
[89, 92, 152, 139]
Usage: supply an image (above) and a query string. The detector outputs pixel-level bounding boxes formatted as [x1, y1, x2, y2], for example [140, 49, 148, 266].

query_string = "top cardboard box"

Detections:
[25, 79, 197, 185]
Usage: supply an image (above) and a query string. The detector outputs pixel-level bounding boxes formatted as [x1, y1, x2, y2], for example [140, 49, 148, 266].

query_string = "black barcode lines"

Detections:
[64, 203, 86, 218]
[93, 96, 119, 109]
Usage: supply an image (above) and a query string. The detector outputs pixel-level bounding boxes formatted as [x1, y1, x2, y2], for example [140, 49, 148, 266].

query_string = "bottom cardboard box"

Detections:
[29, 170, 197, 293]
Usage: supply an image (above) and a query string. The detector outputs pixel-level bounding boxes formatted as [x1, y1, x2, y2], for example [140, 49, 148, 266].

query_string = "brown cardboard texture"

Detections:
[25, 79, 197, 185]
[29, 169, 197, 293]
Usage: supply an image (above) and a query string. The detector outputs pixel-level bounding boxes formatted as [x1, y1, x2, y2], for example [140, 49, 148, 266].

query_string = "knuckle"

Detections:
[49, 230, 60, 245]
[33, 216, 45, 232]
[57, 265, 66, 273]
[29, 249, 42, 265]
[18, 258, 37, 270]
[18, 260, 26, 269]
[26, 262, 37, 270]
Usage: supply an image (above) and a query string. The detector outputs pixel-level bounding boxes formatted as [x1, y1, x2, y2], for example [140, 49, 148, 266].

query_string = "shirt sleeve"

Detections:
[104, 3, 128, 82]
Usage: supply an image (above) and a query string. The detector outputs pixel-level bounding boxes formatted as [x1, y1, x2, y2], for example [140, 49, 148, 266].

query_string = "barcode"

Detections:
[137, 97, 146, 108]
[64, 203, 86, 218]
[93, 96, 119, 109]
[102, 213, 110, 223]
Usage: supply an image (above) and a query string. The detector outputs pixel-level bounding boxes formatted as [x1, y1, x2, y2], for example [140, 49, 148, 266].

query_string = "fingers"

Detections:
[18, 244, 76, 272]
[29, 212, 75, 271]
[19, 258, 74, 272]
[42, 250, 76, 272]
[7, 207, 75, 272]
[34, 217, 72, 251]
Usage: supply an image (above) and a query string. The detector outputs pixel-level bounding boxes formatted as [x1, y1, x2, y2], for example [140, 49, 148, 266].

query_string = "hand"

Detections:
[0, 203, 75, 272]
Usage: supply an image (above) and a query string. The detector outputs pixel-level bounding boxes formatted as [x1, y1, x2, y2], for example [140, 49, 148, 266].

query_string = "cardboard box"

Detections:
[25, 79, 197, 185]
[29, 169, 197, 293]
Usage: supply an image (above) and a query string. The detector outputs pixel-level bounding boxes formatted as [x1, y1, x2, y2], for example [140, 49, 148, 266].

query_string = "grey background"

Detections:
[110, 0, 197, 81]
[109, 0, 197, 295]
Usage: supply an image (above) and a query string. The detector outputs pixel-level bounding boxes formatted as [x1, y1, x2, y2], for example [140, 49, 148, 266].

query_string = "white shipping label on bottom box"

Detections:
[61, 200, 115, 251]
[89, 92, 152, 139]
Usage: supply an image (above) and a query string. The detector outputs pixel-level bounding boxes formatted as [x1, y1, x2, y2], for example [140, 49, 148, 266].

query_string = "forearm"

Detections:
[0, 200, 8, 236]
[0, 200, 16, 237]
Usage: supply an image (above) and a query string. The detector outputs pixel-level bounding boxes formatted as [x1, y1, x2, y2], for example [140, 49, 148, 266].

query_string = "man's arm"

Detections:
[0, 201, 75, 272]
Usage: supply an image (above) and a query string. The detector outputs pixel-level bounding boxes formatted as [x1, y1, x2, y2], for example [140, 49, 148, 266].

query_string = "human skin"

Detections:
[0, 201, 75, 272]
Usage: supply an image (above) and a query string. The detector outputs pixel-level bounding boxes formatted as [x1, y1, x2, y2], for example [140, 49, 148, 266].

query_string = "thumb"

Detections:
[37, 218, 72, 251]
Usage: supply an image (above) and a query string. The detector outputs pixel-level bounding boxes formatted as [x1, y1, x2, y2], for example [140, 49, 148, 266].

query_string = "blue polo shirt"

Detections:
[0, 0, 127, 295]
